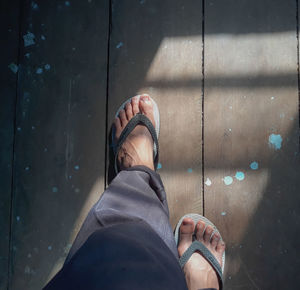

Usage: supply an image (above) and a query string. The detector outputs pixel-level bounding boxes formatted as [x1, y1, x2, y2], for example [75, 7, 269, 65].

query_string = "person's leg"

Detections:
[65, 95, 177, 264]
[65, 165, 178, 264]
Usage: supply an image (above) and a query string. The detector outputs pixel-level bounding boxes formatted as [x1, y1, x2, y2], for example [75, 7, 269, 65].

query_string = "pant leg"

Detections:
[65, 165, 178, 264]
[44, 221, 188, 290]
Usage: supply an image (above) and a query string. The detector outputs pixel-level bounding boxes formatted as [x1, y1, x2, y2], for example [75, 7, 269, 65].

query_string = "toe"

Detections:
[211, 233, 220, 249]
[139, 94, 153, 113]
[216, 239, 226, 254]
[119, 109, 127, 127]
[125, 102, 133, 119]
[131, 96, 140, 115]
[114, 117, 121, 139]
[178, 218, 195, 255]
[195, 221, 206, 242]
[203, 225, 214, 245]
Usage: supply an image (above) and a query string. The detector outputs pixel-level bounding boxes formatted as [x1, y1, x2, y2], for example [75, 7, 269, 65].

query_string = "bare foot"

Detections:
[178, 218, 225, 290]
[114, 94, 156, 171]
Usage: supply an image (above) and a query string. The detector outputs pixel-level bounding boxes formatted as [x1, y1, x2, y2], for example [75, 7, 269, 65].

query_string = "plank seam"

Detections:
[8, 0, 24, 288]
[104, 0, 112, 190]
[296, 0, 300, 150]
[201, 0, 205, 216]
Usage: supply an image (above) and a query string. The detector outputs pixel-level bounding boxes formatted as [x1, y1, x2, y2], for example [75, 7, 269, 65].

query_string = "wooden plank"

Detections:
[204, 0, 300, 288]
[0, 0, 20, 289]
[11, 1, 109, 289]
[107, 0, 203, 228]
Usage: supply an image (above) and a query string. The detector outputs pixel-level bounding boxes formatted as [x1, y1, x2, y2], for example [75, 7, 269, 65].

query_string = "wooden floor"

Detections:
[1, 0, 299, 289]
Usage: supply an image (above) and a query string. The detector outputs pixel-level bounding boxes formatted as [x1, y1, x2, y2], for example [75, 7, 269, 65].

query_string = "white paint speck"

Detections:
[205, 178, 212, 186]
[116, 42, 123, 49]
[223, 176, 233, 185]
[23, 32, 35, 47]
[16, 216, 20, 221]
[229, 106, 232, 109]
[271, 96, 275, 100]
[41, 35, 46, 40]
[36, 67, 43, 74]
[31, 126, 35, 130]
[8, 63, 18, 74]
[228, 128, 232, 132]
[48, 245, 52, 251]
[221, 211, 226, 216]
[27, 253, 32, 258]
[75, 188, 80, 193]
[17, 127, 21, 131]
[25, 166, 30, 171]
[44, 64, 51, 70]
[74, 165, 80, 170]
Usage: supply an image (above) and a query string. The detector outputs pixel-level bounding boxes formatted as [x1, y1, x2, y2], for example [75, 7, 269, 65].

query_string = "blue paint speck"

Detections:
[74, 165, 80, 170]
[41, 35, 46, 40]
[36, 67, 43, 74]
[250, 161, 259, 170]
[223, 176, 233, 185]
[268, 134, 282, 150]
[116, 42, 123, 49]
[157, 163, 162, 170]
[235, 171, 245, 181]
[8, 63, 18, 74]
[65, 1, 70, 6]
[187, 168, 193, 173]
[44, 64, 51, 70]
[52, 187, 58, 193]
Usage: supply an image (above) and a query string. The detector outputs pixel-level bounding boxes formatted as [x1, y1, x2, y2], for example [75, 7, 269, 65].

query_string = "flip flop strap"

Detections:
[114, 113, 159, 173]
[179, 241, 223, 289]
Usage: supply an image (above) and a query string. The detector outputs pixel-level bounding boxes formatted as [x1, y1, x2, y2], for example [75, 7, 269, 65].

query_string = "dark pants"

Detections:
[44, 166, 215, 290]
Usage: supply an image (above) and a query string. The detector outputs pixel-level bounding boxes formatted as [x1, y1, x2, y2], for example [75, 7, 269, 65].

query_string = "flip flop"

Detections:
[111, 94, 160, 174]
[174, 213, 226, 290]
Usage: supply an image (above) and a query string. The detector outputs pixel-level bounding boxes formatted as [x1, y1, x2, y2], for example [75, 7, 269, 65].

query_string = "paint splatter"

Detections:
[27, 253, 32, 258]
[31, 2, 38, 10]
[157, 163, 162, 170]
[36, 67, 43, 74]
[140, 0, 146, 4]
[31, 126, 35, 130]
[268, 134, 282, 150]
[75, 188, 80, 193]
[25, 53, 30, 58]
[223, 176, 233, 185]
[17, 127, 21, 131]
[25, 166, 30, 171]
[228, 128, 232, 132]
[52, 187, 58, 193]
[205, 178, 212, 186]
[44, 148, 48, 152]
[229, 106, 232, 109]
[65, 1, 70, 6]
[44, 64, 51, 70]
[235, 171, 245, 181]
[221, 211, 226, 216]
[74, 165, 80, 170]
[250, 161, 259, 170]
[41, 35, 46, 40]
[187, 168, 193, 173]
[16, 216, 20, 221]
[48, 245, 52, 251]
[116, 42, 123, 49]
[271, 96, 275, 100]
[8, 63, 18, 74]
[23, 32, 35, 47]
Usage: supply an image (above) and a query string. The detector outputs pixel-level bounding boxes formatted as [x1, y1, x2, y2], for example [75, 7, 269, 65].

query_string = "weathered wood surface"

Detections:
[108, 0, 203, 228]
[0, 1, 20, 289]
[10, 1, 109, 289]
[204, 0, 300, 288]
